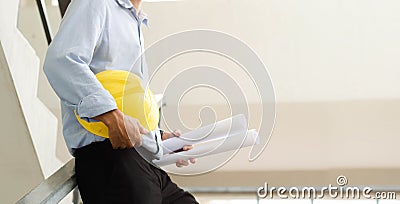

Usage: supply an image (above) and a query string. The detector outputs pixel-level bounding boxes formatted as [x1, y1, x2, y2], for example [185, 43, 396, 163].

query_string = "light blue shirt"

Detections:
[43, 0, 162, 159]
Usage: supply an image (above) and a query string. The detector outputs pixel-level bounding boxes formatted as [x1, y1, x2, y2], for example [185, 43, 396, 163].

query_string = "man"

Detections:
[43, 0, 197, 203]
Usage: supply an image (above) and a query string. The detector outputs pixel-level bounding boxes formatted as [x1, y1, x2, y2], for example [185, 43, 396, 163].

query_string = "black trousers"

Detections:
[75, 139, 198, 204]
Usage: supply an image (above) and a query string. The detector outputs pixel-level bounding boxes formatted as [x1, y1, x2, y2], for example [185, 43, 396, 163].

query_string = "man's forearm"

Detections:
[93, 109, 122, 127]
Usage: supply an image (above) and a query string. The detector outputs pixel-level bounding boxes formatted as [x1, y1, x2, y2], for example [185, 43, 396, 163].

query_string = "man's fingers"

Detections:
[181, 160, 189, 166]
[109, 137, 121, 149]
[107, 114, 146, 149]
[183, 145, 193, 151]
[111, 143, 119, 150]
[137, 136, 142, 147]
[176, 159, 189, 167]
[118, 144, 127, 149]
[123, 118, 142, 147]
[127, 140, 135, 148]
[176, 159, 183, 167]
[134, 125, 143, 146]
[175, 158, 196, 168]
[173, 129, 182, 137]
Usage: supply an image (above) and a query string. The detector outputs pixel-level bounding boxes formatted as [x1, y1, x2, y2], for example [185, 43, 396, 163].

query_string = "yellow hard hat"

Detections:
[75, 70, 159, 138]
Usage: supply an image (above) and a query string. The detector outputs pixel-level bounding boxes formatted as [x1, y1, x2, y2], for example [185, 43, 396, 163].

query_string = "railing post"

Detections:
[57, 0, 71, 17]
[16, 159, 77, 204]
[35, 0, 53, 45]
[72, 187, 81, 204]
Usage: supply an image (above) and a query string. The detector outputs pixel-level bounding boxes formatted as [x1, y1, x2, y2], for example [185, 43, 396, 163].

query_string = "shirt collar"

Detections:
[115, 0, 149, 26]
[115, 0, 133, 9]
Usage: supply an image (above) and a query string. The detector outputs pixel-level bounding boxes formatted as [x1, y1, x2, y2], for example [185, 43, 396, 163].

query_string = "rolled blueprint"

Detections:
[161, 114, 247, 154]
[153, 129, 259, 167]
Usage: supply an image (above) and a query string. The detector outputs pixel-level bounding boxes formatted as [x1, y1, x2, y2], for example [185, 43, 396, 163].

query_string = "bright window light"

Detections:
[379, 200, 400, 204]
[51, 0, 58, 6]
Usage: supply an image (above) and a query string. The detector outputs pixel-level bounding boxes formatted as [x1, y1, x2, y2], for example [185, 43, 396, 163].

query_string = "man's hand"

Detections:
[94, 109, 149, 149]
[161, 130, 196, 167]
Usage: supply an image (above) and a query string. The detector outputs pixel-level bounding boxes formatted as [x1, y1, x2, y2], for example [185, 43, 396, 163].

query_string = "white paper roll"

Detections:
[153, 129, 259, 167]
[161, 114, 247, 154]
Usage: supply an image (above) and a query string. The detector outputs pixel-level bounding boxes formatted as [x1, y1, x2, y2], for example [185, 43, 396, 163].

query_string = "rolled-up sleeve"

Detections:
[43, 0, 117, 119]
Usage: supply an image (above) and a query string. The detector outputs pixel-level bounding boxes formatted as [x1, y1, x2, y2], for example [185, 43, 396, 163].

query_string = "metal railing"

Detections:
[16, 159, 78, 204]
[35, 0, 70, 45]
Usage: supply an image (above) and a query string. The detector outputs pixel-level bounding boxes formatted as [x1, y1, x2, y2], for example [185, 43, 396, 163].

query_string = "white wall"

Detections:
[18, 0, 72, 163]
[142, 0, 400, 171]
[142, 0, 400, 103]
[0, 0, 63, 179]
[0, 41, 44, 204]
